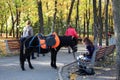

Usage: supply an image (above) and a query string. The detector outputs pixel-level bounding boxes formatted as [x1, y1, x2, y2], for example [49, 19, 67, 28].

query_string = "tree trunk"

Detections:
[46, 2, 51, 34]
[15, 4, 21, 39]
[8, 2, 15, 37]
[112, 0, 120, 79]
[0, 23, 3, 37]
[83, 13, 86, 37]
[5, 14, 8, 38]
[98, 0, 103, 46]
[67, 0, 75, 25]
[37, 0, 44, 34]
[85, 0, 88, 37]
[93, 0, 98, 47]
[75, 0, 79, 29]
[51, 0, 57, 33]
[105, 0, 109, 46]
[86, 0, 91, 38]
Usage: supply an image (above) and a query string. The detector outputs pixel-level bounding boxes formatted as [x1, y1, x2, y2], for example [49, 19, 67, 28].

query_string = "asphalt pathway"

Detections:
[0, 47, 79, 80]
[1, 44, 116, 80]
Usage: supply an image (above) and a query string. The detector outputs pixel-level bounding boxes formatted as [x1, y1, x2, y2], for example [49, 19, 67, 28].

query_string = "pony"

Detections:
[20, 33, 78, 71]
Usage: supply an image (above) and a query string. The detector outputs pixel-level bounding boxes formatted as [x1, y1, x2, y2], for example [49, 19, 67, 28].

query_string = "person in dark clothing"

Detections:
[83, 37, 95, 60]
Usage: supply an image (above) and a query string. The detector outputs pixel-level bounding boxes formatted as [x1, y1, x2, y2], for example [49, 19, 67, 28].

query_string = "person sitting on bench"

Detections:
[77, 37, 95, 61]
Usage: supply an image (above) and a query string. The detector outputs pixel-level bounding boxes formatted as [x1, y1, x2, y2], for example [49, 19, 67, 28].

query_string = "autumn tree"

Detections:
[67, 0, 75, 25]
[93, 0, 98, 47]
[37, 0, 44, 34]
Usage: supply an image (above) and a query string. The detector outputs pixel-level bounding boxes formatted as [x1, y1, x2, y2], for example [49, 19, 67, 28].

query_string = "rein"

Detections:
[28, 35, 41, 48]
[29, 35, 36, 47]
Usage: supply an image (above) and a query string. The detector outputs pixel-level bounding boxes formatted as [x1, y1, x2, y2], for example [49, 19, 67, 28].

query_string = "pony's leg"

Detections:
[19, 39, 26, 71]
[37, 47, 40, 57]
[27, 58, 34, 69]
[51, 50, 57, 69]
[26, 51, 34, 69]
[27, 55, 34, 69]
[68, 47, 71, 53]
[37, 53, 39, 57]
[20, 53, 25, 71]
[20, 58, 25, 71]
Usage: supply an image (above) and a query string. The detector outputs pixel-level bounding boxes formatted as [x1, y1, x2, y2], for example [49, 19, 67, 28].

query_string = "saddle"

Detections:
[38, 32, 60, 49]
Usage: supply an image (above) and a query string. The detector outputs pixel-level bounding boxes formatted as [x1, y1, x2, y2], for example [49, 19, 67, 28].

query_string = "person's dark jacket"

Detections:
[86, 45, 95, 59]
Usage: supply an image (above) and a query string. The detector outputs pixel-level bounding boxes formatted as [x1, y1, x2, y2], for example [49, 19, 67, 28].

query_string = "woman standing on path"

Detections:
[20, 20, 36, 59]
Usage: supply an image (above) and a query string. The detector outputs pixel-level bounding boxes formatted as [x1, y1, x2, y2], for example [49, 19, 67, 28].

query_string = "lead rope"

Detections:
[29, 36, 36, 47]
[23, 44, 25, 54]
[37, 35, 41, 54]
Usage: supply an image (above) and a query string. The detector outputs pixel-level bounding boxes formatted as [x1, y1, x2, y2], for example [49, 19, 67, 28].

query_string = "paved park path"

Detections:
[0, 47, 77, 80]
[0, 44, 116, 80]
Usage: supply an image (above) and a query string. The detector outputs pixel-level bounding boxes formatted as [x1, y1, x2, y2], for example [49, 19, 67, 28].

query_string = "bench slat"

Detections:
[95, 47, 107, 61]
[6, 40, 20, 53]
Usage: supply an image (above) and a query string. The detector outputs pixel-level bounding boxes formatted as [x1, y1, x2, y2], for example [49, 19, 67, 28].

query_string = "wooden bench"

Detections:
[94, 45, 115, 66]
[5, 40, 20, 53]
[95, 47, 108, 61]
[95, 45, 116, 62]
[104, 45, 116, 56]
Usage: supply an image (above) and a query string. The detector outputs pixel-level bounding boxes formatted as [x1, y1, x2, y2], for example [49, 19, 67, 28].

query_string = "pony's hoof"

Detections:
[54, 66, 58, 69]
[30, 66, 34, 69]
[22, 68, 26, 71]
[21, 66, 25, 71]
[42, 54, 45, 56]
[51, 65, 57, 69]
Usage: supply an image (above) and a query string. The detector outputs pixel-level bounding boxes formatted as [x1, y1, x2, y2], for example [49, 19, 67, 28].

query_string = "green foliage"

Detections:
[0, 0, 113, 37]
